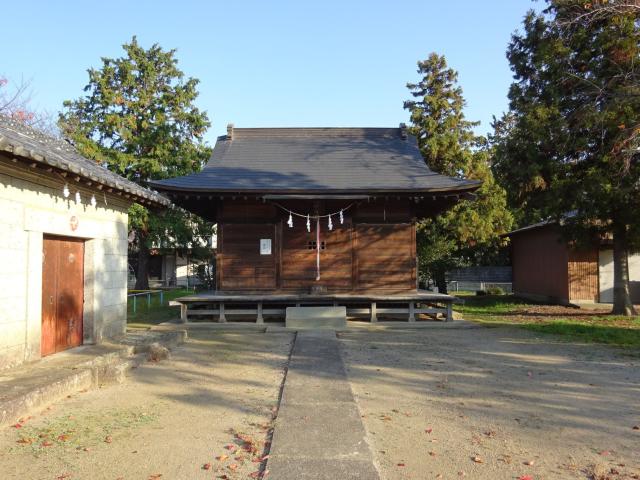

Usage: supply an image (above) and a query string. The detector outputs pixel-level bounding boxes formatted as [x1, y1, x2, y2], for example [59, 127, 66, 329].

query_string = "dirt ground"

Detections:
[0, 331, 293, 480]
[339, 325, 640, 480]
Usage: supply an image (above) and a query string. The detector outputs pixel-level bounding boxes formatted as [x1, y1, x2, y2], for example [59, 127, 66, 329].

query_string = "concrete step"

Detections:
[0, 329, 186, 427]
[285, 306, 347, 329]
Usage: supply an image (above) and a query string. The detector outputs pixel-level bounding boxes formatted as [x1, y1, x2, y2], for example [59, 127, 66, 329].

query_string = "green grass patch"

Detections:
[520, 320, 640, 346]
[127, 288, 192, 328]
[456, 294, 640, 348]
[454, 293, 539, 316]
[10, 407, 158, 455]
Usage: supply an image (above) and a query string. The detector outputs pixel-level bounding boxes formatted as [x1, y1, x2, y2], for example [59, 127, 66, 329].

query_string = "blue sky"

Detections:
[1, 0, 539, 144]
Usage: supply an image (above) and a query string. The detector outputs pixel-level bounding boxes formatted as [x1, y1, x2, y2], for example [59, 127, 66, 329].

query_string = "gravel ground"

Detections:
[0, 331, 293, 480]
[339, 325, 640, 480]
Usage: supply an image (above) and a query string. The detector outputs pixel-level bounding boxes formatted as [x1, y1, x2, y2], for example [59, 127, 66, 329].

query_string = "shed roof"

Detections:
[150, 126, 480, 195]
[504, 211, 579, 237]
[0, 116, 170, 207]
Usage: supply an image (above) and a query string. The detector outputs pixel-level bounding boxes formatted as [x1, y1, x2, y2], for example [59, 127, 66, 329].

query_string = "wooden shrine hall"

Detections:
[150, 124, 480, 324]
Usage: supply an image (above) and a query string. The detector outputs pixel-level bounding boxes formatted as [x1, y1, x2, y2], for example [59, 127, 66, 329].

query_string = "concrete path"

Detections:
[268, 331, 380, 479]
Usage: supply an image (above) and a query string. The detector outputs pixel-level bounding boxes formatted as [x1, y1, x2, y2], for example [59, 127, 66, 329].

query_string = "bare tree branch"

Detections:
[556, 0, 640, 26]
[0, 75, 59, 136]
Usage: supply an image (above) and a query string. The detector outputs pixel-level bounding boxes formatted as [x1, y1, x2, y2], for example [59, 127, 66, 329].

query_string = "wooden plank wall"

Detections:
[511, 226, 570, 302]
[219, 224, 277, 290]
[217, 200, 417, 293]
[568, 247, 599, 302]
[354, 224, 415, 291]
[281, 220, 353, 290]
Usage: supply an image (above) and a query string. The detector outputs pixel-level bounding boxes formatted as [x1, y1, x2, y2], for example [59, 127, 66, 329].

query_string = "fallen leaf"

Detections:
[425, 428, 433, 434]
[58, 434, 70, 442]
[56, 474, 71, 480]
[599, 450, 611, 456]
[458, 471, 466, 477]
[42, 441, 53, 447]
[633, 425, 639, 430]
[429, 451, 437, 457]
[472, 456, 484, 464]
[12, 423, 22, 429]
[148, 475, 162, 480]
[217, 454, 229, 462]
[523, 460, 535, 466]
[397, 463, 405, 467]
[202, 463, 211, 470]
[249, 473, 261, 479]
[518, 476, 533, 480]
[228, 464, 238, 472]
[104, 436, 113, 444]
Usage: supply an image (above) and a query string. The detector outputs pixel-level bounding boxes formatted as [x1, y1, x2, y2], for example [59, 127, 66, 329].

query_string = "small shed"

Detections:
[150, 125, 480, 322]
[0, 116, 169, 369]
[507, 221, 640, 304]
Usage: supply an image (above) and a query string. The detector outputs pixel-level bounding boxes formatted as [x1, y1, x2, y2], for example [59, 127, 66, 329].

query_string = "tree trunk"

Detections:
[611, 221, 637, 316]
[134, 238, 150, 290]
[435, 269, 448, 295]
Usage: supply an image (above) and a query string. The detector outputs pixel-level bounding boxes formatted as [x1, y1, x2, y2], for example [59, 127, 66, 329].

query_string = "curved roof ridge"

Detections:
[0, 115, 170, 207]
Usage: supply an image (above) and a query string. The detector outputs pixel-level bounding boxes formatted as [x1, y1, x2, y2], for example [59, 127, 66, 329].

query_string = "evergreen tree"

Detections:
[492, 1, 640, 315]
[405, 54, 513, 292]
[60, 37, 213, 289]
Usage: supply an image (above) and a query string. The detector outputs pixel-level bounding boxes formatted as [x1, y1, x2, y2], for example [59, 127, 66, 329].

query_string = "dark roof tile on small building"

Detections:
[0, 115, 170, 207]
[150, 126, 480, 194]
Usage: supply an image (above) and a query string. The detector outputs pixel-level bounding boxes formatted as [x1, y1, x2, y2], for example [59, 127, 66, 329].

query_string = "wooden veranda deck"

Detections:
[174, 290, 460, 323]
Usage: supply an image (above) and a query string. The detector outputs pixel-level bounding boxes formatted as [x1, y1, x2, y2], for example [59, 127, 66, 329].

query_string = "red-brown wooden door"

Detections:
[41, 236, 84, 356]
[281, 221, 353, 290]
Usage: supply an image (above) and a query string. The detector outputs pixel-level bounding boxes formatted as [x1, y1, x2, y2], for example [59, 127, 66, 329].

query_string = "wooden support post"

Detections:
[370, 302, 377, 323]
[446, 303, 453, 322]
[257, 302, 264, 324]
[408, 302, 415, 322]
[219, 302, 227, 323]
[179, 303, 187, 323]
[147, 292, 151, 308]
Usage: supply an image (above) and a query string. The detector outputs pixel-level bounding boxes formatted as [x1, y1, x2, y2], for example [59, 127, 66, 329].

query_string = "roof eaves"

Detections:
[0, 132, 171, 208]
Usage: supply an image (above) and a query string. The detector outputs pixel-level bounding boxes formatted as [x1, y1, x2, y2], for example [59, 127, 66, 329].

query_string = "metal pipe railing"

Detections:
[127, 290, 164, 313]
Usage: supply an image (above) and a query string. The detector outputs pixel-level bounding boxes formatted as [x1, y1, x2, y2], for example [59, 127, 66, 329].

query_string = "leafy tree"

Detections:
[405, 54, 513, 293]
[60, 37, 213, 289]
[492, 1, 640, 315]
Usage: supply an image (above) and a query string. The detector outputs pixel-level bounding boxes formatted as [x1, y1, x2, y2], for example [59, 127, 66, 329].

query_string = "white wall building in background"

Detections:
[0, 117, 169, 369]
[598, 249, 640, 304]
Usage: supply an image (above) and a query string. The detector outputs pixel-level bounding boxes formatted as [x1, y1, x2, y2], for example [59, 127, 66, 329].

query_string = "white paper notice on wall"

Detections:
[260, 238, 272, 255]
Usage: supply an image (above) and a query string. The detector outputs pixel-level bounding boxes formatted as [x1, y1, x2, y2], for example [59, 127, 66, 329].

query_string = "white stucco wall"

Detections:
[0, 161, 130, 369]
[598, 249, 640, 303]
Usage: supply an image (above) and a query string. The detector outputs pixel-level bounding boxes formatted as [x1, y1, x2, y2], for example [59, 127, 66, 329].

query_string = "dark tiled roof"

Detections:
[150, 127, 480, 194]
[0, 115, 170, 207]
[504, 211, 578, 236]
